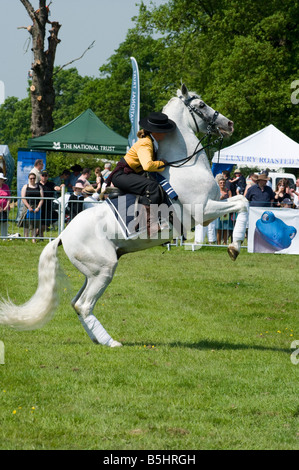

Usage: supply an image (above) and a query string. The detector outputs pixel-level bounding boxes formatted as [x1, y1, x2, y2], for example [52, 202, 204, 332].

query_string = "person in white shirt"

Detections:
[101, 163, 112, 180]
[30, 159, 44, 183]
[82, 185, 101, 210]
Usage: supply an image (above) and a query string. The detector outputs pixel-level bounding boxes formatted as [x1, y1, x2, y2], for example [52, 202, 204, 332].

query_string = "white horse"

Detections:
[0, 85, 248, 347]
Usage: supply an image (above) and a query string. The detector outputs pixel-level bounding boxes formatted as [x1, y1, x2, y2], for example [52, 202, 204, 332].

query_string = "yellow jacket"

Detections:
[124, 136, 165, 173]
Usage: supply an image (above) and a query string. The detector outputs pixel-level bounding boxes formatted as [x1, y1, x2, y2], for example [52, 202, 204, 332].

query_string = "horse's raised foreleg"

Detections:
[203, 195, 249, 260]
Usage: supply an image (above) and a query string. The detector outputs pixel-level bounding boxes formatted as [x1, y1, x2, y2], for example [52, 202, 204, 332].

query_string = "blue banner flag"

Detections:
[128, 57, 140, 148]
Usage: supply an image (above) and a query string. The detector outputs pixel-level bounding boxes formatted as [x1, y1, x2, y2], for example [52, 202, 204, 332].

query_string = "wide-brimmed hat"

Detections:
[257, 173, 270, 181]
[0, 172, 7, 180]
[234, 168, 242, 174]
[139, 112, 176, 133]
[74, 181, 84, 189]
[82, 185, 96, 196]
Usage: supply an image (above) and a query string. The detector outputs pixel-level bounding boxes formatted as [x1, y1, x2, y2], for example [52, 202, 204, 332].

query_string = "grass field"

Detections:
[0, 241, 298, 450]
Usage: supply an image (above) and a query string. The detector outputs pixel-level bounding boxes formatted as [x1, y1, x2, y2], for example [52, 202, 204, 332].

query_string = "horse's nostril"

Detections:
[228, 121, 234, 127]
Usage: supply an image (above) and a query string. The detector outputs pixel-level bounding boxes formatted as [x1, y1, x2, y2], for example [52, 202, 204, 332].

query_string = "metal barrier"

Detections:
[0, 187, 66, 241]
[166, 215, 247, 251]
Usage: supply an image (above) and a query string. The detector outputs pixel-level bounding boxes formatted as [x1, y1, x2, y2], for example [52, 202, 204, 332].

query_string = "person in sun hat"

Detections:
[245, 173, 275, 207]
[106, 112, 176, 236]
[82, 185, 101, 210]
[67, 181, 85, 221]
[230, 167, 246, 195]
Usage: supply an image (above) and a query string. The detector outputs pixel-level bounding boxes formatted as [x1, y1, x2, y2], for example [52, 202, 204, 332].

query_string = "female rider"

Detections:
[107, 112, 176, 236]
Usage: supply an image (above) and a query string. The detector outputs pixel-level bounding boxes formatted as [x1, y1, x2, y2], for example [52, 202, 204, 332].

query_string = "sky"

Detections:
[0, 0, 167, 103]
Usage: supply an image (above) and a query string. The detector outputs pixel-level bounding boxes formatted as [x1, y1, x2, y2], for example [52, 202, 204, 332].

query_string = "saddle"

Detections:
[104, 189, 176, 239]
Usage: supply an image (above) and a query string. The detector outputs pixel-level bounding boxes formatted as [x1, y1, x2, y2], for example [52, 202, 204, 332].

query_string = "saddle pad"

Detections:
[105, 193, 147, 239]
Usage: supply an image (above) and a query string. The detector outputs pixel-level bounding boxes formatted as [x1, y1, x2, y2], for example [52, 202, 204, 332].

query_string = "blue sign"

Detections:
[128, 57, 140, 148]
[17, 149, 46, 197]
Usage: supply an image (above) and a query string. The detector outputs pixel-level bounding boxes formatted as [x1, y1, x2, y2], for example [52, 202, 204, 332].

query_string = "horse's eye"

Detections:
[199, 102, 206, 108]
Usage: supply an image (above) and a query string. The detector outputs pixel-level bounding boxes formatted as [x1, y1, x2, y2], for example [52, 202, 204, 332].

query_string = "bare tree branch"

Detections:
[55, 40, 95, 73]
[19, 0, 36, 22]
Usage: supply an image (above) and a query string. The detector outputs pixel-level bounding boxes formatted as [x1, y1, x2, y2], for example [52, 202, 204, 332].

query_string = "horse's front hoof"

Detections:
[109, 340, 123, 348]
[227, 244, 239, 261]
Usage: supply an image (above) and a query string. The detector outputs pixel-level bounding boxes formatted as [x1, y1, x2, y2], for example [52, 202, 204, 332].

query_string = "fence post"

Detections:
[59, 185, 66, 234]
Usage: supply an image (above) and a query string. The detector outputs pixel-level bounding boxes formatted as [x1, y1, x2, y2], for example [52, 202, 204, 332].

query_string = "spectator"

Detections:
[281, 198, 295, 208]
[244, 173, 258, 197]
[274, 179, 290, 207]
[67, 182, 85, 221]
[245, 173, 275, 207]
[53, 169, 72, 192]
[82, 185, 101, 210]
[289, 178, 299, 208]
[94, 167, 104, 192]
[30, 159, 44, 183]
[0, 172, 11, 238]
[101, 163, 112, 180]
[21, 173, 44, 242]
[69, 164, 83, 188]
[77, 168, 91, 187]
[39, 170, 60, 237]
[231, 168, 246, 195]
[215, 177, 234, 245]
[221, 170, 234, 195]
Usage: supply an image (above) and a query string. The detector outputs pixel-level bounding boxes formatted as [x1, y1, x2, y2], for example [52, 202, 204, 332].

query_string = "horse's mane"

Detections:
[163, 90, 201, 111]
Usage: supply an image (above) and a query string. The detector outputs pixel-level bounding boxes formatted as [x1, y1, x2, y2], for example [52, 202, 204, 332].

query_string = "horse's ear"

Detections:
[181, 83, 189, 99]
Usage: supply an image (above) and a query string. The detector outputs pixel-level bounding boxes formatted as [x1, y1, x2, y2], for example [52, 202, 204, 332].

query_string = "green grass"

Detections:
[0, 241, 298, 450]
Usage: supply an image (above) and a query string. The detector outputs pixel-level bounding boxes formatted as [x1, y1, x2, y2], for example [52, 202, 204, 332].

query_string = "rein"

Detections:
[163, 95, 224, 168]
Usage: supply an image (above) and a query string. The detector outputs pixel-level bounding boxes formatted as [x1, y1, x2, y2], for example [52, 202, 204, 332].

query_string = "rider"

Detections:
[106, 112, 176, 235]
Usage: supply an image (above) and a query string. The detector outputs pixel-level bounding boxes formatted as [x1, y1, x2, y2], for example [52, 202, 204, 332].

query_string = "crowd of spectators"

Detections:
[1, 158, 299, 244]
[0, 159, 113, 241]
[212, 168, 299, 246]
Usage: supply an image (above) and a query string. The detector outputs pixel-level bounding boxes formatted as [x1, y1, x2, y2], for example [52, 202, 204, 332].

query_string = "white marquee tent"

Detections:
[212, 124, 299, 169]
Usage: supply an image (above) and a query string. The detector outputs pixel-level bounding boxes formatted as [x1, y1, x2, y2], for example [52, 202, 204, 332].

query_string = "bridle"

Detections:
[164, 95, 224, 168]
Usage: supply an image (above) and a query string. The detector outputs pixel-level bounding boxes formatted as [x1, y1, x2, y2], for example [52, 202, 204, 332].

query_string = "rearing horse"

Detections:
[0, 85, 248, 346]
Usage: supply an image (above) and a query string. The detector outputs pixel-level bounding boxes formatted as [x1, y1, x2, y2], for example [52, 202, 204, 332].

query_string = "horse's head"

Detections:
[178, 84, 234, 137]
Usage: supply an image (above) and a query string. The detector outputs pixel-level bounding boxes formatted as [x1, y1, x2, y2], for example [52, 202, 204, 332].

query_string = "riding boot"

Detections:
[145, 205, 161, 237]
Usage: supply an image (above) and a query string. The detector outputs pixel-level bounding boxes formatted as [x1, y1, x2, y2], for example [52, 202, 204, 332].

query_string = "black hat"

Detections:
[41, 170, 48, 176]
[139, 112, 176, 133]
[70, 164, 83, 172]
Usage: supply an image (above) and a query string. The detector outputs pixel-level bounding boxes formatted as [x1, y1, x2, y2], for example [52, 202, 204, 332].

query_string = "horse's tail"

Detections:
[0, 237, 61, 330]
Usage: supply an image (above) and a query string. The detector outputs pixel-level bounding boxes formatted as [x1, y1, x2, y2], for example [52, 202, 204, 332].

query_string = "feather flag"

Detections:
[128, 57, 140, 148]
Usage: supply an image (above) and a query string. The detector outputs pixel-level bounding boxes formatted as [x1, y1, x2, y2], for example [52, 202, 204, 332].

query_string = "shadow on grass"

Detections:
[125, 339, 291, 354]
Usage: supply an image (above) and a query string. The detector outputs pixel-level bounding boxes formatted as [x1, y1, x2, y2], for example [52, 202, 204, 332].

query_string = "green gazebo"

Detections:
[28, 109, 128, 155]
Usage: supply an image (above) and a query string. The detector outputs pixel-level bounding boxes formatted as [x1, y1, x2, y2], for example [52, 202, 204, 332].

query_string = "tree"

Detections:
[132, 0, 298, 143]
[20, 0, 61, 137]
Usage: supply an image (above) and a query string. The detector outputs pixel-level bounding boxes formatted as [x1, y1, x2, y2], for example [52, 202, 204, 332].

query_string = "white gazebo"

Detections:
[212, 124, 299, 169]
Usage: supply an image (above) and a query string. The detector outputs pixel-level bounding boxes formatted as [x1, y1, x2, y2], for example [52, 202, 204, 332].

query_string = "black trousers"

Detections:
[111, 171, 163, 206]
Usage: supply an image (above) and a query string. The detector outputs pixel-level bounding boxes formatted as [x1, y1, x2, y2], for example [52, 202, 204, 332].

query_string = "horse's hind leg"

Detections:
[71, 279, 100, 344]
[70, 249, 122, 347]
